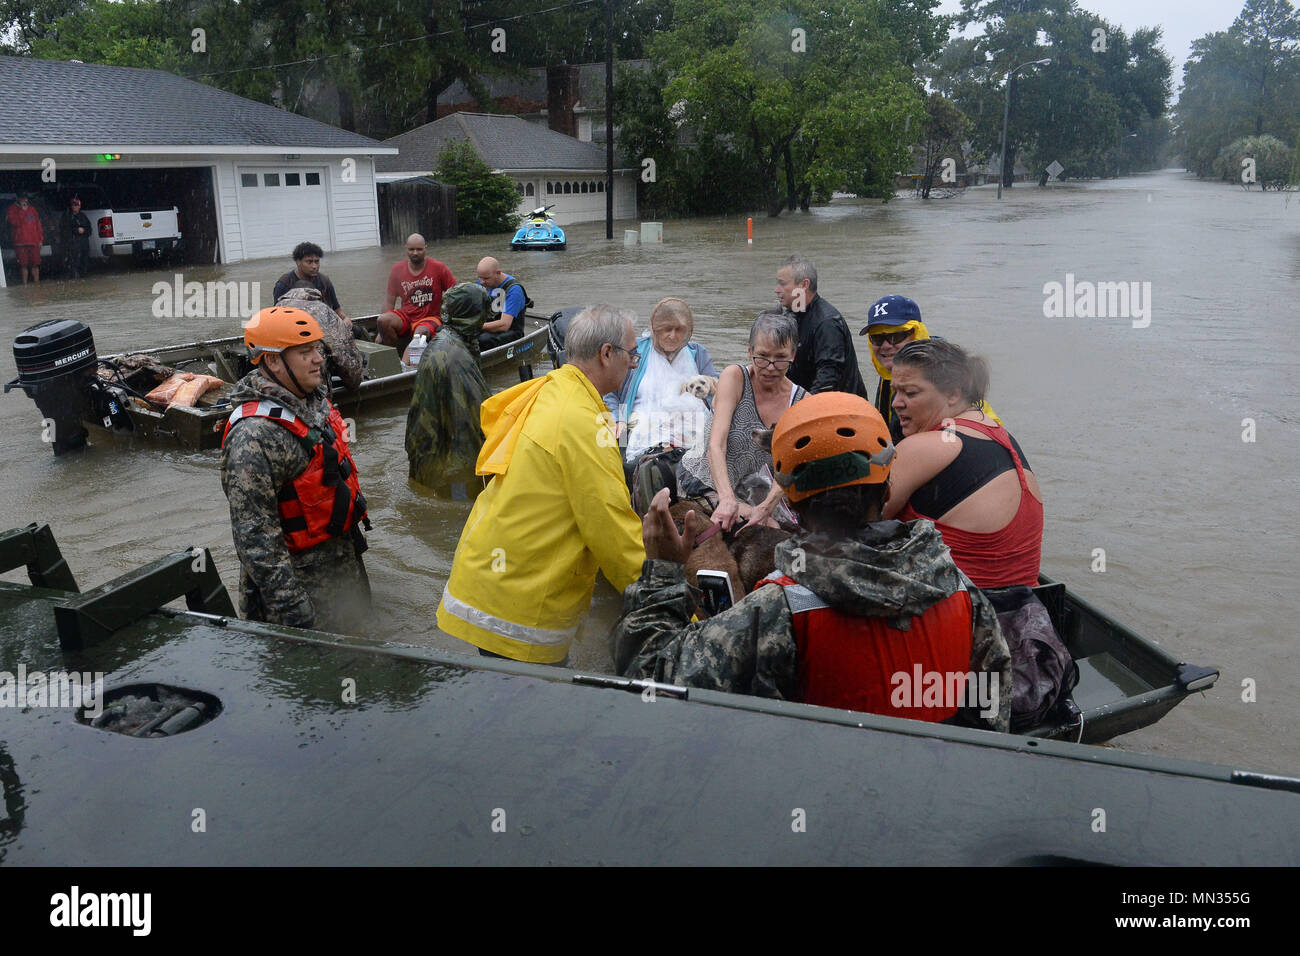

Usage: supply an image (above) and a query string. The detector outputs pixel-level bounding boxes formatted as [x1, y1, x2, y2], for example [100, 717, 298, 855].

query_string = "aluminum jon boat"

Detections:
[0, 523, 1290, 865]
[6, 312, 553, 453]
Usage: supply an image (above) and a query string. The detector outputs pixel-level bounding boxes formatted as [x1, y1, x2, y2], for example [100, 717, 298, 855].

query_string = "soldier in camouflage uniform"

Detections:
[405, 282, 492, 498]
[613, 393, 1012, 732]
[275, 285, 364, 391]
[220, 306, 372, 633]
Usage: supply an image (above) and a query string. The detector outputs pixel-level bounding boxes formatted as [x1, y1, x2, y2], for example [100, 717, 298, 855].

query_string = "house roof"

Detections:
[0, 56, 392, 152]
[378, 112, 611, 174]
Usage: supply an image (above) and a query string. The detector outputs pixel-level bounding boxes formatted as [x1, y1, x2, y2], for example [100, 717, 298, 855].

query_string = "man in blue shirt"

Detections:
[475, 256, 531, 351]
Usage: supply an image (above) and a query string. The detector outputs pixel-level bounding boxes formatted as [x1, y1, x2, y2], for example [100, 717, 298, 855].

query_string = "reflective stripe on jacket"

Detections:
[222, 400, 368, 553]
[436, 364, 645, 662]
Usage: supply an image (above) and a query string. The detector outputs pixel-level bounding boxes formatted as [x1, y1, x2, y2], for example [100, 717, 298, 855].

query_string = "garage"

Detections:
[236, 166, 331, 261]
[0, 56, 395, 279]
[0, 165, 220, 272]
[378, 112, 637, 226]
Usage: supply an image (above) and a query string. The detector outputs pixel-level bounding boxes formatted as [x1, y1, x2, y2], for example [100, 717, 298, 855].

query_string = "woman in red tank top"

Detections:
[880, 340, 1044, 589]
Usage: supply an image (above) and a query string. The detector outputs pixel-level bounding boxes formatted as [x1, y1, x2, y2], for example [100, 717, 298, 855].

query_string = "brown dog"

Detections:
[669, 501, 794, 617]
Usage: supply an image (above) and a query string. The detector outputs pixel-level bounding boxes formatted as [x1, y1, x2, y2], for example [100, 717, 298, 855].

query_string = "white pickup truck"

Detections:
[41, 184, 183, 262]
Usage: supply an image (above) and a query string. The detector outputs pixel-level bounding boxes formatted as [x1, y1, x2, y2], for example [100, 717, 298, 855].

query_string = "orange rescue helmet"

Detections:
[244, 306, 323, 364]
[772, 392, 895, 503]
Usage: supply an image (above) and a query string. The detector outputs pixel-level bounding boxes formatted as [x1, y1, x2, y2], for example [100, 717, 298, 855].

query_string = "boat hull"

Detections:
[87, 314, 552, 451]
[0, 531, 1288, 865]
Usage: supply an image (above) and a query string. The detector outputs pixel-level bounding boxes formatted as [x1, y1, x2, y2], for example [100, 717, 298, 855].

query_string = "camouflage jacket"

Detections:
[405, 324, 490, 495]
[219, 371, 370, 632]
[613, 519, 1012, 732]
[275, 287, 364, 391]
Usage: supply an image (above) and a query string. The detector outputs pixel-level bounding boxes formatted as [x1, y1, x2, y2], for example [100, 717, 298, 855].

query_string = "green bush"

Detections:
[433, 140, 524, 234]
[1213, 135, 1294, 189]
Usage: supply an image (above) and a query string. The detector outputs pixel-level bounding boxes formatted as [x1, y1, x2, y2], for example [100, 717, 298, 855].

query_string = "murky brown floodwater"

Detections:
[2, 170, 1297, 773]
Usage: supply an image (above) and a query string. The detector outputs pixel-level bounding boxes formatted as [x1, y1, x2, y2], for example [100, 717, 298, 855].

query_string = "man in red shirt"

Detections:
[6, 193, 44, 285]
[379, 233, 455, 357]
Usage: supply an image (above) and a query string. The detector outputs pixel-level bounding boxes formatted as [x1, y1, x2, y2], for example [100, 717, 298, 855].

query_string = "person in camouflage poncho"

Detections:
[612, 393, 1012, 732]
[276, 285, 364, 391]
[405, 282, 492, 498]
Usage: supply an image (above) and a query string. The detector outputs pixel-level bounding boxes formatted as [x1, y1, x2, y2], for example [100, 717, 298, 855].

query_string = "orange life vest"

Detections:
[222, 399, 369, 553]
[756, 574, 975, 721]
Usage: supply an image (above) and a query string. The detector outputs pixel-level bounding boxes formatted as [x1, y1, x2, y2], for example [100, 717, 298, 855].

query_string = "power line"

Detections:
[189, 0, 600, 79]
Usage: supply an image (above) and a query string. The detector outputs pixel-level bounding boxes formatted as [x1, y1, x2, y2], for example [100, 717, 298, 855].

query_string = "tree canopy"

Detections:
[1176, 0, 1300, 179]
[933, 0, 1172, 184]
[619, 0, 947, 216]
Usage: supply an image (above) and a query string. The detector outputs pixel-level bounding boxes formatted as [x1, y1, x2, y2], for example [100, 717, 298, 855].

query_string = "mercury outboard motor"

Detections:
[546, 306, 586, 367]
[5, 319, 97, 454]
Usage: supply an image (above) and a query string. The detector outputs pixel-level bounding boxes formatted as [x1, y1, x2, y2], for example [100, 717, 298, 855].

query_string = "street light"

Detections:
[996, 57, 1051, 199]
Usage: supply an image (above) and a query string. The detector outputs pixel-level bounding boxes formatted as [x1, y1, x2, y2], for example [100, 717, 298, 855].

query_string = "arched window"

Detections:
[563, 182, 571, 194]
[525, 182, 534, 196]
[580, 182, 588, 193]
[597, 181, 604, 193]
[546, 181, 553, 194]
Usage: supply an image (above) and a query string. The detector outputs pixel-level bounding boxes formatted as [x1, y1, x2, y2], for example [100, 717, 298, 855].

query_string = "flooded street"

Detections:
[1, 169, 1296, 773]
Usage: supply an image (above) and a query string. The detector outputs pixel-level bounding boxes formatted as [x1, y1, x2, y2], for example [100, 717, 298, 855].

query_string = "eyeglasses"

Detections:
[752, 356, 793, 371]
[869, 330, 914, 347]
[610, 344, 640, 366]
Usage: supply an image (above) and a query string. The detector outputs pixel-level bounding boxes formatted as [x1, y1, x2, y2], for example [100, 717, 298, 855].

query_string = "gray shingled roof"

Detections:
[0, 56, 389, 150]
[378, 112, 609, 173]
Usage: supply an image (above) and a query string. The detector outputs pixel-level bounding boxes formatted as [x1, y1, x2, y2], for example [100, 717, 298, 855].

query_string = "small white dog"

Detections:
[680, 375, 718, 400]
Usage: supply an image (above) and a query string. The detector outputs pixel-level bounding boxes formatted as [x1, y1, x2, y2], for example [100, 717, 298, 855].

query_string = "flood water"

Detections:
[2, 169, 1297, 774]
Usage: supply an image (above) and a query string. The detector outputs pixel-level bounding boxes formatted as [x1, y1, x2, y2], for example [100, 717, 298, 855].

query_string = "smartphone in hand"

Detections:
[696, 569, 735, 618]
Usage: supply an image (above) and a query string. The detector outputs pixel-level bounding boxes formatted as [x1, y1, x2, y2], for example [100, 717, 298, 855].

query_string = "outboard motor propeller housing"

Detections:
[5, 319, 97, 454]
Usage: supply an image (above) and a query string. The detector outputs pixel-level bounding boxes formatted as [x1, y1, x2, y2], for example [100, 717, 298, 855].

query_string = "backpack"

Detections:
[983, 585, 1081, 731]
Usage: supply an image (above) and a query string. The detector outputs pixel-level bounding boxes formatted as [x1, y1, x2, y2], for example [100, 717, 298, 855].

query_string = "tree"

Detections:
[1176, 0, 1300, 178]
[918, 93, 968, 198]
[941, 0, 1172, 184]
[433, 139, 523, 235]
[20, 0, 181, 68]
[643, 0, 946, 216]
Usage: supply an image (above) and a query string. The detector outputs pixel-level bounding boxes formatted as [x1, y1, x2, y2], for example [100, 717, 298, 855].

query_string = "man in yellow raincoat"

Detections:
[437, 305, 646, 663]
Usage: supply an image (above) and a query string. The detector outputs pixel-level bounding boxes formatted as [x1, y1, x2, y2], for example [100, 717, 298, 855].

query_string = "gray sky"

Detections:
[937, 0, 1243, 97]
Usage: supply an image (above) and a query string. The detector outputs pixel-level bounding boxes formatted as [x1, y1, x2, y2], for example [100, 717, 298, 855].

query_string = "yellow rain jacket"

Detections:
[869, 320, 1003, 430]
[437, 363, 646, 662]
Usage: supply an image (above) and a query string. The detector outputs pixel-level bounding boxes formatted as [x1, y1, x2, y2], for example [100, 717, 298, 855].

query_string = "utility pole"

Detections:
[997, 58, 1051, 199]
[605, 0, 614, 239]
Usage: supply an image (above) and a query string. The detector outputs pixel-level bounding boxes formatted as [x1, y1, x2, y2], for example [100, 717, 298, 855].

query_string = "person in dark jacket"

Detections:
[59, 197, 91, 278]
[775, 255, 868, 398]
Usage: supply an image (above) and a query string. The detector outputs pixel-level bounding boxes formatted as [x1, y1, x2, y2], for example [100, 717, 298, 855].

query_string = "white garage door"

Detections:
[237, 167, 330, 261]
[534, 176, 608, 224]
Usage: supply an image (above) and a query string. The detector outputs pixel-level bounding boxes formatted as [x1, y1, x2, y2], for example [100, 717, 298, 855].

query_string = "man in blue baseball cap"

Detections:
[860, 294, 1003, 442]
[860, 295, 930, 441]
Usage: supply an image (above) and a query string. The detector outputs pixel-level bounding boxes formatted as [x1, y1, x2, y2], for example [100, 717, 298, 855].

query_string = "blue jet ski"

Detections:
[511, 205, 566, 250]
